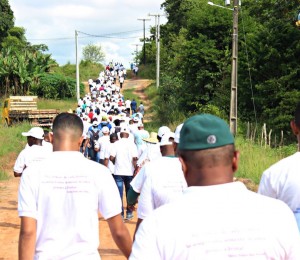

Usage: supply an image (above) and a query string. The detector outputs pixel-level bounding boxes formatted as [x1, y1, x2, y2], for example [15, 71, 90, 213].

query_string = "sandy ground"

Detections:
[0, 78, 152, 260]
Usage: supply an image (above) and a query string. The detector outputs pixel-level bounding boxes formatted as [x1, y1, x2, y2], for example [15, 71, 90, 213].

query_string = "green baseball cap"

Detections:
[179, 114, 234, 150]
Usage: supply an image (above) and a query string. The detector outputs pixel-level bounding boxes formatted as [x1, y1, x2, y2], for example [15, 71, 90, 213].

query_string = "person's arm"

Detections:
[127, 186, 140, 205]
[19, 216, 37, 260]
[110, 155, 116, 164]
[107, 214, 132, 258]
[132, 157, 138, 169]
[104, 158, 109, 167]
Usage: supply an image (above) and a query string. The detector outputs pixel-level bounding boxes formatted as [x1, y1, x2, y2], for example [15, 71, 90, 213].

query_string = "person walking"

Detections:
[258, 102, 300, 231]
[110, 126, 138, 220]
[130, 99, 137, 115]
[134, 132, 187, 236]
[14, 127, 51, 177]
[130, 114, 300, 259]
[18, 113, 132, 259]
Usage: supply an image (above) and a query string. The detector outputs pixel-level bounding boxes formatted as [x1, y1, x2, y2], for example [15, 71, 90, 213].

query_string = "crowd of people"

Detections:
[13, 65, 300, 259]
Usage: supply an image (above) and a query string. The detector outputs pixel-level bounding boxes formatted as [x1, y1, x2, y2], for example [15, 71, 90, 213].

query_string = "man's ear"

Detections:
[49, 132, 54, 144]
[78, 136, 84, 150]
[179, 156, 188, 180]
[290, 120, 299, 136]
[232, 150, 240, 173]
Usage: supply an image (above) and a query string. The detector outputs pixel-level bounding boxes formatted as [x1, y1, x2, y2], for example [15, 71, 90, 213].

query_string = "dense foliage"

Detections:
[139, 0, 300, 141]
[32, 73, 84, 99]
[0, 1, 92, 100]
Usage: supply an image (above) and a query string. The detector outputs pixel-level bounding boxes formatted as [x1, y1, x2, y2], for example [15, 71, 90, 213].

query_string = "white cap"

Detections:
[102, 126, 110, 133]
[174, 123, 183, 144]
[133, 117, 139, 122]
[120, 126, 130, 134]
[137, 122, 144, 127]
[159, 132, 175, 146]
[157, 126, 171, 138]
[22, 127, 44, 140]
[92, 120, 99, 126]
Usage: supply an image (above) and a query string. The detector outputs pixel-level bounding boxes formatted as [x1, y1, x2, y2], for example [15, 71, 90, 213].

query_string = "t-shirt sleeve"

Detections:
[258, 170, 276, 198]
[137, 173, 154, 219]
[130, 166, 146, 193]
[18, 168, 39, 219]
[97, 169, 122, 219]
[14, 150, 26, 174]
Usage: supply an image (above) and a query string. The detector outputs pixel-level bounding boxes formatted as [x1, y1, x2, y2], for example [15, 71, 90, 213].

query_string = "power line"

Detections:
[28, 27, 152, 41]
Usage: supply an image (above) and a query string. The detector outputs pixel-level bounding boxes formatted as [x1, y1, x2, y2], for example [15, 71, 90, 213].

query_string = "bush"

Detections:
[33, 73, 84, 99]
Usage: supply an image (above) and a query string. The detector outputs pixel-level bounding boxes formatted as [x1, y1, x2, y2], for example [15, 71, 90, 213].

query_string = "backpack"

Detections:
[90, 129, 100, 148]
[114, 126, 121, 133]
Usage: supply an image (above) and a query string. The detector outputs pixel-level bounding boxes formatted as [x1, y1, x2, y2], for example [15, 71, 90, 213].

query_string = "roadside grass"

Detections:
[0, 122, 31, 180]
[235, 137, 297, 184]
[122, 88, 139, 102]
[37, 98, 77, 112]
[0, 98, 77, 180]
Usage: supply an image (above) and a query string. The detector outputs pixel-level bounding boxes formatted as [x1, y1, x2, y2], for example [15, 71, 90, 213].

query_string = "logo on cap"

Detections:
[207, 135, 217, 144]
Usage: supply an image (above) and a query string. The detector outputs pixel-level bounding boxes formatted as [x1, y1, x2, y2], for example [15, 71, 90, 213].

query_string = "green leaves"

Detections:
[82, 43, 105, 64]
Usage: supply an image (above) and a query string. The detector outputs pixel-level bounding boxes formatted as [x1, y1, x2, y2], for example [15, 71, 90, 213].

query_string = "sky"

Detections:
[9, 0, 168, 67]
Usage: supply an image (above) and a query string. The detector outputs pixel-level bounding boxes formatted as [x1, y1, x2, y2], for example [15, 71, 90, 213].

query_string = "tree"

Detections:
[82, 43, 105, 64]
[0, 0, 14, 47]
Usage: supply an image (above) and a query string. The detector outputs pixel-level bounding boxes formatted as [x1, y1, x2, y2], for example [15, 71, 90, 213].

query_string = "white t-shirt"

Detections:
[14, 145, 51, 174]
[104, 142, 117, 174]
[137, 157, 187, 219]
[136, 143, 161, 168]
[258, 152, 300, 211]
[18, 152, 121, 260]
[110, 138, 138, 176]
[96, 135, 110, 160]
[125, 100, 131, 109]
[130, 182, 300, 259]
[258, 152, 300, 230]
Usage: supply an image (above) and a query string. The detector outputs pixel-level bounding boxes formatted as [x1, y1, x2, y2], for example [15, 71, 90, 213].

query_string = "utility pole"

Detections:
[149, 13, 164, 88]
[75, 30, 80, 100]
[132, 44, 142, 64]
[229, 0, 239, 135]
[137, 18, 151, 65]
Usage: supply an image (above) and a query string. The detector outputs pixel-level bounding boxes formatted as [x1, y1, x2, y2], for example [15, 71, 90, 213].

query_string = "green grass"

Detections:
[0, 98, 78, 180]
[122, 88, 139, 102]
[0, 122, 31, 180]
[235, 137, 297, 184]
[37, 98, 77, 112]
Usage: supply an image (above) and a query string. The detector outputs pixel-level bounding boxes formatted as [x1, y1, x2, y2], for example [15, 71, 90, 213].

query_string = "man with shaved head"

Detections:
[18, 113, 132, 260]
[130, 114, 300, 259]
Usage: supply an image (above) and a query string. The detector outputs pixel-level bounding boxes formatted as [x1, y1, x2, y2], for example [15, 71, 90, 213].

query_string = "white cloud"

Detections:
[9, 0, 167, 67]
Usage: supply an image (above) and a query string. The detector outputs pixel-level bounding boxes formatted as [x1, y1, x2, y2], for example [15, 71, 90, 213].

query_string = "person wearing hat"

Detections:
[130, 114, 300, 259]
[109, 126, 138, 220]
[173, 123, 183, 156]
[131, 126, 170, 181]
[133, 131, 187, 236]
[18, 113, 132, 259]
[134, 122, 150, 157]
[14, 127, 51, 177]
[96, 126, 111, 165]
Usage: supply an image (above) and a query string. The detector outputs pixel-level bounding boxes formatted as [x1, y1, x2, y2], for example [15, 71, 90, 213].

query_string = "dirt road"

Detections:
[0, 79, 152, 259]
